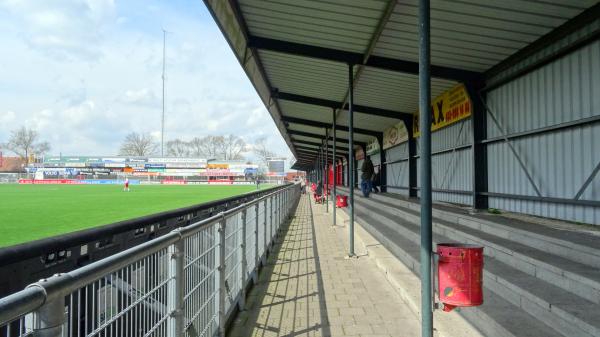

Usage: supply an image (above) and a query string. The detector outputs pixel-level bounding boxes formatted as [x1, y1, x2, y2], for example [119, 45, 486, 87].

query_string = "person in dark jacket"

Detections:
[361, 157, 374, 197]
[316, 180, 324, 203]
[372, 167, 380, 193]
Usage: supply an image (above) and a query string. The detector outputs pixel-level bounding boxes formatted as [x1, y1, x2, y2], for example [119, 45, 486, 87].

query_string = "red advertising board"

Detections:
[19, 179, 78, 184]
[208, 179, 233, 185]
[161, 180, 187, 185]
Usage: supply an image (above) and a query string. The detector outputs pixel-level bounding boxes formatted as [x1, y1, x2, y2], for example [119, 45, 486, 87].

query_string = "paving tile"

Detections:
[227, 195, 420, 337]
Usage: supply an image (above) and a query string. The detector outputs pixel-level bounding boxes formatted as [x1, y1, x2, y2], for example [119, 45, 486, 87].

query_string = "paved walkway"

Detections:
[228, 195, 420, 337]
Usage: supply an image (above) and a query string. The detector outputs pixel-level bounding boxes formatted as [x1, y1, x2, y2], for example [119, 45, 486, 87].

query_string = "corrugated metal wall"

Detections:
[417, 119, 473, 205]
[487, 19, 600, 224]
[385, 143, 410, 196]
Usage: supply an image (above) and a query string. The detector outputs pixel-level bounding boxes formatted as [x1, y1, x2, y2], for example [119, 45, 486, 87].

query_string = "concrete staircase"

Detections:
[336, 187, 600, 337]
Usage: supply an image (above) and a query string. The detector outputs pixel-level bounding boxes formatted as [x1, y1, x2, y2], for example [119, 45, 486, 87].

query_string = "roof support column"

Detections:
[325, 130, 329, 213]
[348, 63, 355, 257]
[419, 0, 434, 336]
[376, 134, 386, 193]
[407, 119, 418, 198]
[468, 84, 489, 210]
[332, 109, 337, 227]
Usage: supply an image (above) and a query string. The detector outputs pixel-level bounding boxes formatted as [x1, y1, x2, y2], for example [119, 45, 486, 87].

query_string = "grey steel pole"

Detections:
[325, 130, 329, 213]
[419, 0, 433, 335]
[161, 29, 167, 157]
[348, 63, 355, 256]
[167, 237, 184, 337]
[254, 203, 259, 282]
[240, 209, 247, 310]
[28, 279, 65, 337]
[332, 109, 337, 226]
[217, 218, 226, 337]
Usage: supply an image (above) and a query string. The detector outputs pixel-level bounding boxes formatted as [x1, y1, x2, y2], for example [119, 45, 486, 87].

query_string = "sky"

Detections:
[0, 0, 292, 160]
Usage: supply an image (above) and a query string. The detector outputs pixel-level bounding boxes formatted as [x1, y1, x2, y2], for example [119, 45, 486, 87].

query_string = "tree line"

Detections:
[1, 127, 279, 166]
[119, 132, 277, 164]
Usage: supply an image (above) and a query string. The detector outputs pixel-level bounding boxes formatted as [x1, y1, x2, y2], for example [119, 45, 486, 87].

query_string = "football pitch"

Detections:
[0, 184, 270, 248]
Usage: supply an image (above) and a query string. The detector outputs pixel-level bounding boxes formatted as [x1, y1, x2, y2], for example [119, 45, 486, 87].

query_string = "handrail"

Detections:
[0, 183, 300, 335]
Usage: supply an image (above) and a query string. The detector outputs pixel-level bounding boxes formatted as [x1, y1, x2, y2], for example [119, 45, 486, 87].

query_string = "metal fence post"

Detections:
[262, 199, 268, 264]
[28, 281, 64, 337]
[269, 197, 273, 246]
[254, 204, 260, 277]
[167, 235, 184, 337]
[240, 209, 247, 310]
[276, 193, 281, 236]
[216, 216, 226, 337]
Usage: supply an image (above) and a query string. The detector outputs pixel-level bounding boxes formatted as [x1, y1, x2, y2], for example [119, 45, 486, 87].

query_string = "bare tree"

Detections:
[189, 135, 224, 159]
[4, 126, 50, 165]
[253, 136, 276, 166]
[119, 132, 158, 156]
[221, 134, 246, 160]
[166, 139, 189, 157]
[188, 137, 207, 157]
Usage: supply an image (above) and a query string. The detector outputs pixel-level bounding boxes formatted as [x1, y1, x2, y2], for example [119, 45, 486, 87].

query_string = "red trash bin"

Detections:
[336, 195, 348, 208]
[437, 243, 484, 312]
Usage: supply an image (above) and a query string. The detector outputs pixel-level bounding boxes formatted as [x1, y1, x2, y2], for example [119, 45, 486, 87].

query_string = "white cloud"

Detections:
[121, 88, 160, 107]
[0, 0, 292, 160]
[0, 0, 116, 61]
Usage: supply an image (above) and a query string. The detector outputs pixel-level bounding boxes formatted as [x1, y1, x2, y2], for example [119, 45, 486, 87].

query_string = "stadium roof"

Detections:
[203, 0, 600, 170]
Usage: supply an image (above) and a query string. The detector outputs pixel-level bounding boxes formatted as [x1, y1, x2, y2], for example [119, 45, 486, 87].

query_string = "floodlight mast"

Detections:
[161, 28, 167, 157]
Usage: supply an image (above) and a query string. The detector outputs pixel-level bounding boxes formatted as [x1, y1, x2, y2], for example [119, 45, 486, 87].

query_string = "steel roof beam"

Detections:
[273, 90, 411, 121]
[292, 134, 356, 144]
[282, 116, 381, 137]
[292, 139, 350, 152]
[295, 145, 349, 155]
[288, 130, 367, 148]
[296, 147, 346, 158]
[247, 35, 483, 83]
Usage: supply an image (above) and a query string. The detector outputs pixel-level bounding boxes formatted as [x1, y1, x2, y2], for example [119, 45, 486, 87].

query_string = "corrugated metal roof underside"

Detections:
[260, 50, 349, 102]
[355, 66, 457, 113]
[287, 124, 373, 144]
[280, 100, 401, 132]
[211, 0, 599, 165]
[373, 0, 598, 72]
[239, 0, 388, 53]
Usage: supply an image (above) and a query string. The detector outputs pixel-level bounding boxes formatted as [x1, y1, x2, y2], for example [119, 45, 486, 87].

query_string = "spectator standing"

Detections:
[372, 167, 381, 193]
[361, 157, 374, 197]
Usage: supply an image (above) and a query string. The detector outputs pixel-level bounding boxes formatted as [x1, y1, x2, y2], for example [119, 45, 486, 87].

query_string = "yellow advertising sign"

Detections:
[413, 83, 471, 137]
[207, 163, 229, 169]
[383, 121, 409, 149]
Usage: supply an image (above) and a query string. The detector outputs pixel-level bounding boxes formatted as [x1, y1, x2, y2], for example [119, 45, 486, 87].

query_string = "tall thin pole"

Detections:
[325, 129, 329, 213]
[332, 109, 337, 226]
[348, 63, 355, 257]
[419, 0, 433, 335]
[161, 29, 167, 157]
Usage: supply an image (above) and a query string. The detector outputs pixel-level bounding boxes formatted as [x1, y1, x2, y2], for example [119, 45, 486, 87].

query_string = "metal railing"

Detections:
[0, 183, 300, 337]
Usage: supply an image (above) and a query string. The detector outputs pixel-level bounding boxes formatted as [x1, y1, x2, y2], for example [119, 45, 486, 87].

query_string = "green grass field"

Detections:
[0, 184, 269, 248]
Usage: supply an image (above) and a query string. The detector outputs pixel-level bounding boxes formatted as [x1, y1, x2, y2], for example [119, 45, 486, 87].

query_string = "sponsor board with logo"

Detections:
[366, 139, 380, 155]
[105, 163, 126, 168]
[207, 163, 229, 169]
[145, 164, 166, 169]
[208, 180, 233, 185]
[383, 121, 409, 149]
[205, 169, 231, 176]
[133, 172, 159, 176]
[412, 83, 472, 137]
[102, 157, 126, 163]
[19, 179, 77, 184]
[161, 180, 187, 185]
